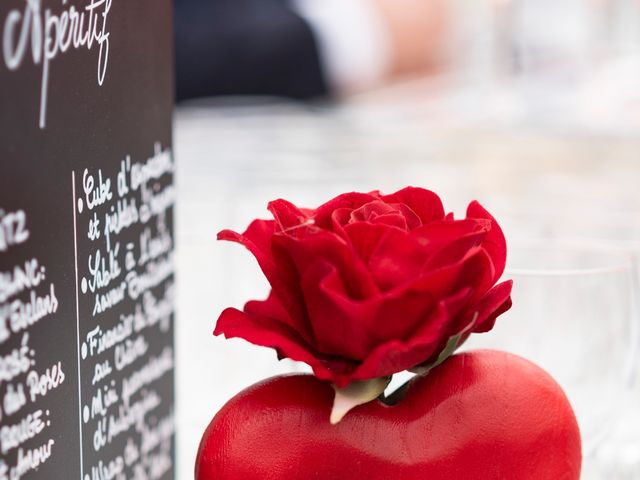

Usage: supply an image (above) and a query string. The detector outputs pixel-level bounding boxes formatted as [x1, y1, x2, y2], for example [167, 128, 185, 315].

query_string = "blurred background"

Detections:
[173, 1, 640, 478]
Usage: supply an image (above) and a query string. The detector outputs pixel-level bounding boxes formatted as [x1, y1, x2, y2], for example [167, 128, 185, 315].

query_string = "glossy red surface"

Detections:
[196, 350, 581, 480]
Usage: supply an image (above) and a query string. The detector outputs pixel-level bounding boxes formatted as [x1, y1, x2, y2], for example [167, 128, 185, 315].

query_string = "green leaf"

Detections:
[330, 376, 391, 425]
[410, 312, 478, 376]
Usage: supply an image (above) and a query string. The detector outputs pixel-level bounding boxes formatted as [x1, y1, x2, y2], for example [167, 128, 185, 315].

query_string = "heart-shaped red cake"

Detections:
[196, 350, 581, 480]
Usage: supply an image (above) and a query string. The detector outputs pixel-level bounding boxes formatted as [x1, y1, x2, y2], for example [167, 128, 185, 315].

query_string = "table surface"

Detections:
[173, 87, 640, 478]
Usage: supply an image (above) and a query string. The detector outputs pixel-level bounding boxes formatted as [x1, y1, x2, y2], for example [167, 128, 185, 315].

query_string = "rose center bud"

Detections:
[350, 201, 408, 229]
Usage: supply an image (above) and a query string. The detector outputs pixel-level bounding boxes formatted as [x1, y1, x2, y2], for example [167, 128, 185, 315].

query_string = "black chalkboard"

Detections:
[0, 1, 174, 479]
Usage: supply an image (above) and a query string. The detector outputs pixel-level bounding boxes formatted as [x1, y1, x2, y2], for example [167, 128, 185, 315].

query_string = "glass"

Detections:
[463, 240, 638, 478]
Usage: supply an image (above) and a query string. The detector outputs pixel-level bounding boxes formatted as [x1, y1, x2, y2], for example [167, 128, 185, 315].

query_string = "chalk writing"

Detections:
[0, 209, 29, 253]
[0, 208, 65, 477]
[1, 0, 113, 128]
[75, 144, 174, 479]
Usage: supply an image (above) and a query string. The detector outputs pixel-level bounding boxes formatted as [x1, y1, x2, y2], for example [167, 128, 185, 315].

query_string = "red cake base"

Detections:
[196, 350, 581, 480]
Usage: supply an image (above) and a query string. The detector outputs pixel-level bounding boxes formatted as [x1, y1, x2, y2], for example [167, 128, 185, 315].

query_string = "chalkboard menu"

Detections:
[0, 1, 174, 479]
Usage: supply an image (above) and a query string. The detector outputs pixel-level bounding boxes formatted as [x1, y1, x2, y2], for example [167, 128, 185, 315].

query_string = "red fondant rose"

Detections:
[215, 187, 512, 387]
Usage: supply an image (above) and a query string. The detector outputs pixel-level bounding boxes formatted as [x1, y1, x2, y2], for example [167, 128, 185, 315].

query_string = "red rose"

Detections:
[215, 187, 512, 387]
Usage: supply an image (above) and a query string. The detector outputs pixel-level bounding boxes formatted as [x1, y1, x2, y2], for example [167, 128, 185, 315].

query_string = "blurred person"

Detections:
[174, 0, 447, 101]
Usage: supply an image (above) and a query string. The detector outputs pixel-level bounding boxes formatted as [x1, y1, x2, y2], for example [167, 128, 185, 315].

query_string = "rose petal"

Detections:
[217, 221, 281, 292]
[470, 280, 513, 333]
[350, 201, 409, 231]
[350, 201, 397, 222]
[218, 220, 275, 271]
[372, 289, 436, 345]
[268, 198, 312, 233]
[330, 208, 354, 239]
[416, 218, 491, 270]
[313, 192, 380, 230]
[214, 307, 338, 383]
[243, 294, 316, 347]
[367, 228, 432, 290]
[390, 203, 422, 230]
[218, 221, 307, 326]
[298, 251, 485, 360]
[466, 201, 507, 281]
[381, 187, 445, 225]
[370, 212, 410, 229]
[345, 289, 472, 382]
[342, 222, 396, 264]
[390, 246, 483, 300]
[456, 247, 496, 300]
[404, 286, 474, 356]
[345, 223, 485, 299]
[272, 230, 380, 299]
[300, 260, 380, 360]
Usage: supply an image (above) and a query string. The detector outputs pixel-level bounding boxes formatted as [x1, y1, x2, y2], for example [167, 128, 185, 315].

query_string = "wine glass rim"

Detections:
[499, 208, 640, 249]
[504, 237, 635, 277]
[506, 265, 631, 276]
